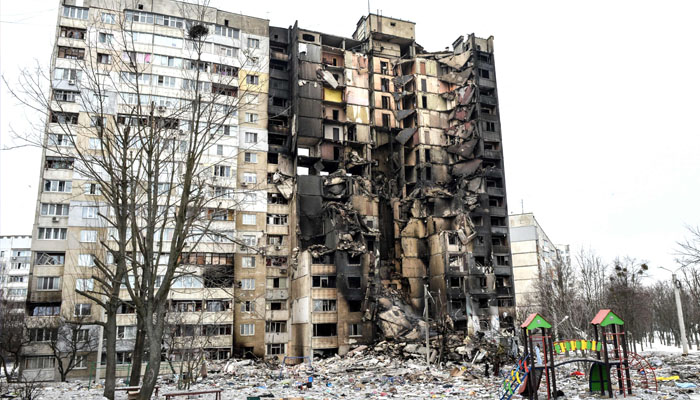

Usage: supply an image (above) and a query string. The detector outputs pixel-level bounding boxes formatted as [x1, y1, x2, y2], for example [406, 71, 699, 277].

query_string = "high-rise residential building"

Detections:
[0, 235, 33, 302]
[23, 1, 514, 380]
[509, 213, 568, 316]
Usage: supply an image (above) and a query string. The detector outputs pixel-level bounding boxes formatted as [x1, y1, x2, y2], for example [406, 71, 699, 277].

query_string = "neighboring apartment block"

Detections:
[23, 0, 514, 380]
[509, 213, 568, 316]
[0, 235, 33, 302]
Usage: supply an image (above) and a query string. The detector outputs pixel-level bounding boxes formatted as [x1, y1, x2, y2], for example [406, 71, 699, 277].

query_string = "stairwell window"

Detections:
[240, 323, 255, 336]
[76, 278, 94, 291]
[247, 38, 259, 49]
[245, 113, 258, 123]
[213, 165, 231, 177]
[74, 303, 92, 316]
[243, 173, 257, 184]
[245, 132, 258, 143]
[78, 254, 96, 267]
[80, 230, 97, 243]
[240, 278, 255, 290]
[242, 214, 256, 225]
[244, 152, 257, 163]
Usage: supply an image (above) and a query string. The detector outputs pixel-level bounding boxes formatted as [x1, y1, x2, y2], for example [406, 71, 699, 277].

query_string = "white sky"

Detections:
[2, 0, 699, 277]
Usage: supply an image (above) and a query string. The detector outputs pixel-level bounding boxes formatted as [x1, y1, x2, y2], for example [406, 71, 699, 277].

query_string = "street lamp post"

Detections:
[660, 266, 689, 356]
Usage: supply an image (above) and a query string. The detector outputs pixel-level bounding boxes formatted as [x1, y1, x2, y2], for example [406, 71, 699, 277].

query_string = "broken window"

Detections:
[479, 69, 491, 79]
[349, 323, 362, 336]
[97, 53, 111, 64]
[348, 254, 361, 265]
[448, 255, 463, 268]
[267, 277, 287, 289]
[268, 194, 288, 205]
[380, 61, 388, 74]
[490, 217, 506, 227]
[60, 26, 86, 39]
[241, 301, 255, 312]
[332, 109, 339, 120]
[424, 166, 432, 180]
[312, 323, 337, 337]
[312, 275, 336, 288]
[478, 276, 487, 288]
[332, 127, 340, 141]
[382, 113, 390, 127]
[267, 343, 285, 355]
[206, 300, 231, 312]
[267, 214, 288, 225]
[347, 276, 361, 289]
[266, 321, 287, 333]
[313, 299, 337, 312]
[492, 236, 506, 246]
[380, 78, 389, 92]
[381, 96, 390, 109]
[422, 96, 428, 108]
[348, 300, 362, 312]
[58, 46, 85, 60]
[489, 197, 504, 207]
[268, 301, 286, 310]
[51, 112, 79, 125]
[302, 33, 315, 42]
[484, 141, 501, 151]
[267, 236, 283, 247]
[483, 121, 496, 131]
[347, 126, 356, 141]
[496, 255, 510, 266]
[266, 257, 287, 267]
[449, 277, 461, 288]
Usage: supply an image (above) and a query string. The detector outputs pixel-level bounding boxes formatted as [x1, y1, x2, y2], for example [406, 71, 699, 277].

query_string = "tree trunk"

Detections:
[103, 302, 118, 400]
[140, 308, 165, 400]
[129, 314, 146, 386]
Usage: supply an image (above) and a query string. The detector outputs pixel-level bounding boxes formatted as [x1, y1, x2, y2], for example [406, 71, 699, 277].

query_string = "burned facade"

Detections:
[274, 14, 516, 359]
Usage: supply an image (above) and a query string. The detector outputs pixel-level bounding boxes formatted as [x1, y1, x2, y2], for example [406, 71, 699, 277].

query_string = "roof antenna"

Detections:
[521, 199, 524, 214]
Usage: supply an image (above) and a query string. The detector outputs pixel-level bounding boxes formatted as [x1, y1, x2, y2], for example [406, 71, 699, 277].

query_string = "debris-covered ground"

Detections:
[3, 346, 699, 399]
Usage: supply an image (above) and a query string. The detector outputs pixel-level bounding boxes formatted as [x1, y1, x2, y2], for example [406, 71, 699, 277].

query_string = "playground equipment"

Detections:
[499, 309, 657, 400]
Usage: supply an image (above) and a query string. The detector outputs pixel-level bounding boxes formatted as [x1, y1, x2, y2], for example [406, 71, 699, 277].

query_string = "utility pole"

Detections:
[672, 273, 689, 356]
[424, 283, 430, 366]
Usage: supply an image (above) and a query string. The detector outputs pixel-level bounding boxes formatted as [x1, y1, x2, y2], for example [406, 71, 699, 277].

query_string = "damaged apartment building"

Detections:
[272, 13, 516, 359]
[24, 0, 514, 381]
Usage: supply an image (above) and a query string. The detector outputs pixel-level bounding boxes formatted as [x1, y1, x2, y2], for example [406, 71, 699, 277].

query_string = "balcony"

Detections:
[496, 287, 514, 297]
[265, 332, 289, 343]
[494, 266, 512, 275]
[269, 104, 289, 117]
[492, 245, 510, 254]
[482, 131, 500, 142]
[266, 309, 289, 320]
[270, 68, 288, 81]
[478, 78, 496, 89]
[491, 226, 508, 235]
[312, 336, 338, 349]
[266, 289, 288, 300]
[268, 124, 290, 135]
[490, 206, 507, 217]
[270, 50, 289, 61]
[486, 187, 505, 197]
[483, 150, 502, 160]
[479, 95, 498, 106]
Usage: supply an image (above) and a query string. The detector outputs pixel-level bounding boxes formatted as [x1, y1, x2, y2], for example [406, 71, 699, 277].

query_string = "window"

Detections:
[381, 78, 389, 92]
[156, 75, 177, 87]
[154, 14, 184, 28]
[48, 133, 74, 148]
[237, 235, 257, 248]
[243, 173, 257, 184]
[245, 132, 258, 143]
[248, 38, 259, 48]
[78, 254, 95, 267]
[9, 276, 25, 283]
[382, 113, 390, 127]
[240, 301, 255, 312]
[242, 256, 256, 268]
[313, 323, 337, 337]
[380, 61, 388, 74]
[30, 303, 61, 316]
[76, 278, 94, 291]
[267, 277, 287, 289]
[421, 79, 427, 92]
[101, 12, 116, 24]
[242, 214, 256, 225]
[268, 301, 286, 310]
[74, 303, 92, 316]
[267, 214, 288, 225]
[25, 356, 55, 370]
[244, 152, 257, 163]
[41, 203, 69, 216]
[213, 165, 231, 177]
[74, 355, 88, 369]
[29, 328, 57, 342]
[213, 186, 234, 199]
[44, 180, 72, 193]
[206, 300, 230, 312]
[312, 275, 336, 288]
[246, 75, 259, 85]
[349, 323, 362, 336]
[98, 32, 114, 44]
[7, 289, 27, 297]
[84, 183, 101, 195]
[381, 96, 390, 109]
[36, 276, 61, 290]
[266, 321, 287, 333]
[245, 113, 258, 123]
[62, 6, 88, 20]
[422, 96, 428, 108]
[240, 278, 255, 290]
[80, 230, 97, 243]
[37, 228, 67, 240]
[58, 46, 85, 60]
[205, 325, 232, 336]
[54, 68, 82, 82]
[479, 69, 491, 79]
[215, 25, 239, 39]
[347, 276, 362, 289]
[240, 323, 255, 336]
[313, 299, 337, 312]
[172, 276, 204, 288]
[267, 343, 285, 355]
[117, 326, 136, 340]
[82, 206, 98, 219]
[217, 45, 238, 57]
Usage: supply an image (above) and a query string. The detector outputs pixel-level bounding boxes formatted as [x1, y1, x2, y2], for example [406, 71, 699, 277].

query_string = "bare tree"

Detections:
[4, 2, 268, 398]
[0, 297, 29, 382]
[41, 316, 99, 382]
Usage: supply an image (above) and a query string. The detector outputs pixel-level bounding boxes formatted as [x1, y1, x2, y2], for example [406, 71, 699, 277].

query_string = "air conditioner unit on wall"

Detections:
[68, 79, 76, 85]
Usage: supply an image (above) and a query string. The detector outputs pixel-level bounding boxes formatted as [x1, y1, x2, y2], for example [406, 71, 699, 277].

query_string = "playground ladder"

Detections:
[499, 354, 530, 400]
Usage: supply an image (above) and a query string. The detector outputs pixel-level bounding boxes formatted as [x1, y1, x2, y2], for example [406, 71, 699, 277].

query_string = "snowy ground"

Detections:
[4, 348, 699, 399]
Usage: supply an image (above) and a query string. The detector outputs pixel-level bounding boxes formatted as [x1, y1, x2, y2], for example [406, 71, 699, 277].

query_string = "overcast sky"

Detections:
[2, 0, 699, 277]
